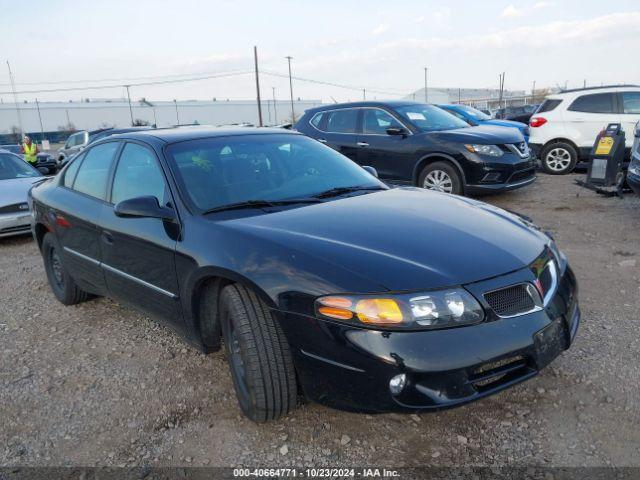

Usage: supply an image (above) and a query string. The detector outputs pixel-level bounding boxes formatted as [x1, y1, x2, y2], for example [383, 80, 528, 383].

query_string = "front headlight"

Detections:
[464, 144, 503, 157]
[629, 162, 640, 176]
[316, 288, 484, 330]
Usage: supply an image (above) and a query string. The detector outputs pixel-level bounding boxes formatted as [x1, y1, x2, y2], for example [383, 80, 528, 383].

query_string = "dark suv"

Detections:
[295, 101, 535, 195]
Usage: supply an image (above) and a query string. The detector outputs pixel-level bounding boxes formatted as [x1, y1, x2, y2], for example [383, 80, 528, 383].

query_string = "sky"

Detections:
[1, 0, 639, 104]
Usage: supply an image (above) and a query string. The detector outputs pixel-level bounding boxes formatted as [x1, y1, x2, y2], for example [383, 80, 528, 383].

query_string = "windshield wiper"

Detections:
[312, 185, 386, 199]
[202, 197, 324, 214]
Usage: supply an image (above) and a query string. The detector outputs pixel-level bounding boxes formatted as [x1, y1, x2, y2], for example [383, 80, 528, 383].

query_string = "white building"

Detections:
[0, 98, 322, 134]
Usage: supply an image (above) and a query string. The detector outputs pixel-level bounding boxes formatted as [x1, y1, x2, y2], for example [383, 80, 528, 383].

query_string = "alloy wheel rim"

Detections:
[423, 170, 453, 193]
[546, 148, 572, 171]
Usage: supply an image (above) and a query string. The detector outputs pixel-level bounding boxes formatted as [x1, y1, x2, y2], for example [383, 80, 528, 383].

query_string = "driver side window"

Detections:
[111, 143, 167, 205]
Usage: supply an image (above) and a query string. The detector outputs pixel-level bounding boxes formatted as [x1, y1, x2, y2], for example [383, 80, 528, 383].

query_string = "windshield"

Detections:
[456, 105, 491, 121]
[0, 153, 42, 180]
[395, 105, 470, 132]
[165, 134, 384, 213]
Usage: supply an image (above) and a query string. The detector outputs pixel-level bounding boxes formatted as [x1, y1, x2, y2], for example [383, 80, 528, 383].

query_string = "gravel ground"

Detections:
[1, 173, 639, 468]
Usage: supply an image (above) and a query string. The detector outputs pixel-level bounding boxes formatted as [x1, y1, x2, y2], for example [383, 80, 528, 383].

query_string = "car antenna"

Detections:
[330, 96, 338, 104]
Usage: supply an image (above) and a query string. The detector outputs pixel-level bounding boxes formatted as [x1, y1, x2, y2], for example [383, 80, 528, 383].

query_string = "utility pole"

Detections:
[424, 67, 428, 103]
[285, 56, 295, 124]
[173, 99, 180, 124]
[253, 46, 263, 127]
[6, 61, 24, 139]
[531, 80, 536, 102]
[458, 88, 461, 103]
[125, 85, 134, 126]
[363, 89, 366, 101]
[65, 109, 71, 128]
[35, 98, 44, 141]
[272, 87, 277, 124]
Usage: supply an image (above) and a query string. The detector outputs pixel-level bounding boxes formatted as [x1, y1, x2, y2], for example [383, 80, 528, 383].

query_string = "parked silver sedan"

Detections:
[0, 150, 44, 238]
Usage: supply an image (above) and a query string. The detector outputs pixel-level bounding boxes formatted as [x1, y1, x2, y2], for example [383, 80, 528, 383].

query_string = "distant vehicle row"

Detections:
[0, 144, 58, 174]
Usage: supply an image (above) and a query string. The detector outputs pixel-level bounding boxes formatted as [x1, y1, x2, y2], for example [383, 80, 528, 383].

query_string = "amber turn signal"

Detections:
[317, 296, 354, 320]
[355, 298, 403, 325]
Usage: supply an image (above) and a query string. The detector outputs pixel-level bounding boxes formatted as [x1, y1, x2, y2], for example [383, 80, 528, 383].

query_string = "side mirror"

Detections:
[114, 196, 176, 221]
[362, 165, 378, 178]
[386, 127, 407, 136]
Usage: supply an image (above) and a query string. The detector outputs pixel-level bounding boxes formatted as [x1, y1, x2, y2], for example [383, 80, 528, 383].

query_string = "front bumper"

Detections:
[0, 211, 32, 238]
[463, 152, 537, 195]
[277, 265, 579, 413]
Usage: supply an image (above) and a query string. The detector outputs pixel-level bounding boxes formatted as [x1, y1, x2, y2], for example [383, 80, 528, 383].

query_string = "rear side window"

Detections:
[62, 153, 85, 187]
[536, 99, 562, 113]
[621, 92, 640, 114]
[111, 143, 167, 205]
[325, 109, 358, 133]
[72, 142, 119, 200]
[568, 93, 615, 113]
[310, 112, 324, 129]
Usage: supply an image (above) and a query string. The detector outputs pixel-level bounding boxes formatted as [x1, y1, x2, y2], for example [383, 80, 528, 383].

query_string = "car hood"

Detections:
[222, 188, 548, 292]
[483, 119, 527, 130]
[0, 177, 43, 206]
[428, 125, 524, 144]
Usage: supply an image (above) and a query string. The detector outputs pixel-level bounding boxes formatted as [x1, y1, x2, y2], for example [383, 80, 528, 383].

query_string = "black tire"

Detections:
[42, 233, 90, 305]
[540, 142, 578, 175]
[418, 161, 463, 195]
[219, 284, 297, 422]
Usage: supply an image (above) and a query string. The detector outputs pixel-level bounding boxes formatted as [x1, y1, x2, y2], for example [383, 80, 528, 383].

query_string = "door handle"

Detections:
[101, 231, 114, 245]
[357, 142, 369, 147]
[318, 138, 328, 143]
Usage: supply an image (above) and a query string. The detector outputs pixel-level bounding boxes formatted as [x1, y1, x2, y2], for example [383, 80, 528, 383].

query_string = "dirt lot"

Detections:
[1, 173, 639, 468]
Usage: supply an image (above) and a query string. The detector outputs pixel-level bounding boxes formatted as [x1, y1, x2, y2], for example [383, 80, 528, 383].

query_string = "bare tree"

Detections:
[9, 125, 22, 143]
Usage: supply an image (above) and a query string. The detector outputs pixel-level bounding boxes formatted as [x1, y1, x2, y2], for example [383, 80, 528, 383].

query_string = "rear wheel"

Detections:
[219, 284, 297, 422]
[418, 161, 462, 194]
[541, 142, 577, 175]
[42, 233, 90, 305]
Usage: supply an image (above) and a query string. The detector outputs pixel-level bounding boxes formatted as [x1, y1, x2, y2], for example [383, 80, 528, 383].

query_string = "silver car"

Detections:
[0, 150, 44, 238]
[56, 130, 89, 163]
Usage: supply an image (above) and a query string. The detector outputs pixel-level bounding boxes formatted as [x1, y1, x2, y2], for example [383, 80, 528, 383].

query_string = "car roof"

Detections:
[304, 100, 426, 114]
[550, 85, 640, 98]
[102, 126, 302, 144]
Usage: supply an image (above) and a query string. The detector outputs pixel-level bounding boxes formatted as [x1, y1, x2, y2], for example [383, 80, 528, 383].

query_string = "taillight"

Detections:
[530, 117, 547, 128]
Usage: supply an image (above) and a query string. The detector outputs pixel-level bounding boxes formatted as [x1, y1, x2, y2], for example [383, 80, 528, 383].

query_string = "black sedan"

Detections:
[295, 101, 536, 195]
[30, 127, 579, 422]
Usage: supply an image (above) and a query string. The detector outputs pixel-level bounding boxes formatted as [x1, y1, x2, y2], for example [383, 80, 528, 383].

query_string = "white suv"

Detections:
[529, 85, 640, 174]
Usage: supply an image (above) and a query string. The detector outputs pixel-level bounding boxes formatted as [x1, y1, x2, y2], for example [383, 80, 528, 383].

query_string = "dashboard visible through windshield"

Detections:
[395, 105, 470, 132]
[165, 134, 384, 213]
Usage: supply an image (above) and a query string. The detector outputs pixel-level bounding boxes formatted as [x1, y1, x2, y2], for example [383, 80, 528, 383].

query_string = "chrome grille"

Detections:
[484, 283, 539, 318]
[505, 142, 530, 158]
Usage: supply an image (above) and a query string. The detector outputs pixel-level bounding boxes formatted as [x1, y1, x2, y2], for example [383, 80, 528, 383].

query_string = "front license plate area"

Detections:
[533, 318, 567, 370]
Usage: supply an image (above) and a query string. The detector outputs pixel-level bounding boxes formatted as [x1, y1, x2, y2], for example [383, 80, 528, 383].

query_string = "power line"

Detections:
[0, 68, 255, 88]
[261, 70, 411, 97]
[0, 70, 253, 95]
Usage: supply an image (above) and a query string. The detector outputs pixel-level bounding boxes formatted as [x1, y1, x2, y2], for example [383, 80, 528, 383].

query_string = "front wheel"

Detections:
[418, 161, 463, 195]
[541, 142, 578, 175]
[219, 284, 297, 422]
